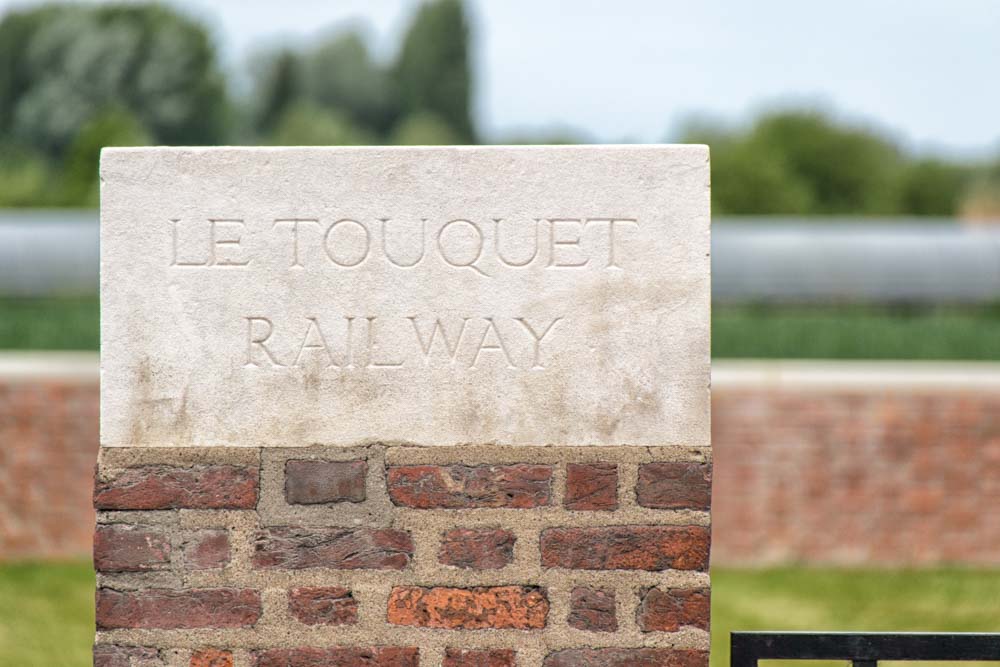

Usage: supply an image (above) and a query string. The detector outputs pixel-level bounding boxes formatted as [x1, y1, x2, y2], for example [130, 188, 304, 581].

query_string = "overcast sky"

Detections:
[3, 0, 998, 155]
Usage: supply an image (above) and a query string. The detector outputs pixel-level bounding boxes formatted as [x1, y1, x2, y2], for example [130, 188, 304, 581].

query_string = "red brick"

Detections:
[94, 465, 258, 510]
[387, 586, 548, 630]
[96, 588, 261, 630]
[444, 648, 516, 667]
[94, 645, 162, 667]
[637, 462, 711, 510]
[637, 587, 710, 631]
[564, 463, 618, 511]
[183, 530, 230, 570]
[191, 649, 233, 667]
[254, 647, 419, 667]
[288, 586, 358, 625]
[387, 464, 552, 509]
[567, 587, 616, 632]
[540, 526, 710, 571]
[94, 525, 170, 572]
[438, 528, 515, 569]
[253, 526, 413, 570]
[544, 648, 708, 667]
[285, 460, 366, 504]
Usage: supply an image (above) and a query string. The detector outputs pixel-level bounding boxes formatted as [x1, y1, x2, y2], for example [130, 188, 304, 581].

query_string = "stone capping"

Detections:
[0, 351, 99, 383]
[713, 359, 1000, 391]
[9, 353, 1000, 391]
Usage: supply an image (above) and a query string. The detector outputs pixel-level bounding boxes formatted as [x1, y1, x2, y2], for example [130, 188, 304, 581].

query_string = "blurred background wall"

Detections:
[1, 0, 999, 567]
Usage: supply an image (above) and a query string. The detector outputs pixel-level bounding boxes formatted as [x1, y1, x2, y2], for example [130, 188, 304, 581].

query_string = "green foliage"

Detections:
[0, 146, 56, 207]
[305, 32, 398, 134]
[0, 3, 227, 156]
[393, 0, 474, 142]
[62, 108, 152, 206]
[253, 49, 303, 134]
[269, 102, 376, 146]
[900, 158, 972, 216]
[752, 111, 905, 213]
[684, 109, 975, 216]
[390, 111, 462, 145]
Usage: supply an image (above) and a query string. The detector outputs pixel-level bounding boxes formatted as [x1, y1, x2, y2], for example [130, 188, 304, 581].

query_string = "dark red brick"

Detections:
[285, 460, 366, 504]
[387, 464, 552, 509]
[288, 586, 358, 625]
[567, 586, 616, 632]
[191, 649, 233, 667]
[94, 645, 162, 667]
[253, 526, 413, 570]
[94, 524, 170, 572]
[564, 463, 618, 511]
[637, 587, 710, 631]
[96, 588, 261, 630]
[637, 462, 712, 510]
[540, 525, 710, 571]
[254, 647, 419, 667]
[438, 528, 515, 569]
[544, 648, 708, 667]
[387, 586, 548, 630]
[94, 465, 258, 510]
[444, 648, 516, 667]
[183, 530, 230, 570]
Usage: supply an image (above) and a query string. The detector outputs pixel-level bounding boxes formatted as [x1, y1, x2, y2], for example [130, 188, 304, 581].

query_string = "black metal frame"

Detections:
[732, 632, 1000, 667]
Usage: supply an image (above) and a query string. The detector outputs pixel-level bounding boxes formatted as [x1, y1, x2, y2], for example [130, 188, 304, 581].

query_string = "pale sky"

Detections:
[3, 0, 999, 155]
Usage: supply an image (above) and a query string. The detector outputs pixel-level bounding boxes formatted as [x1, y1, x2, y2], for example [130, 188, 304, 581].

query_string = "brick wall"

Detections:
[93, 445, 712, 667]
[5, 358, 1000, 570]
[0, 356, 98, 560]
[711, 378, 1000, 565]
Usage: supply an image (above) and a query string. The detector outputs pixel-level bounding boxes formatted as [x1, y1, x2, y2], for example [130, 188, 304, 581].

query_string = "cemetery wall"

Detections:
[3, 358, 998, 569]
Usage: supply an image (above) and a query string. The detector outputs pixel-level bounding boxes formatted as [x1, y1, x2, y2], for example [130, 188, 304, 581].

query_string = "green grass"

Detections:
[2, 298, 1000, 360]
[713, 305, 1000, 360]
[712, 568, 1000, 667]
[0, 296, 98, 350]
[0, 561, 94, 667]
[2, 564, 1000, 666]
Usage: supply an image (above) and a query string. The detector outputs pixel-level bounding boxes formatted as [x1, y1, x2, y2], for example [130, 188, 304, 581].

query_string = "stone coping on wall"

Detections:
[7, 353, 1000, 391]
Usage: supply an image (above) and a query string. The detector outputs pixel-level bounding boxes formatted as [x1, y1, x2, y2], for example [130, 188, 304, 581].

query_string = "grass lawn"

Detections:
[713, 305, 1000, 360]
[3, 564, 1000, 666]
[2, 297, 1000, 360]
[0, 561, 95, 667]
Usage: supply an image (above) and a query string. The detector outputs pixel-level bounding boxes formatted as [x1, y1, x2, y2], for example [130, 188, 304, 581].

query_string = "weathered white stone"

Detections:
[100, 146, 710, 447]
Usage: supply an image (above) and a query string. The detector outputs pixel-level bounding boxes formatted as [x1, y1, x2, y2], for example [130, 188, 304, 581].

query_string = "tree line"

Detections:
[0, 1, 997, 216]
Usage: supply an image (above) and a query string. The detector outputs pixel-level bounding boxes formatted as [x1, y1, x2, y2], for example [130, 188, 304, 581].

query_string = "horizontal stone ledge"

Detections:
[17, 353, 1000, 392]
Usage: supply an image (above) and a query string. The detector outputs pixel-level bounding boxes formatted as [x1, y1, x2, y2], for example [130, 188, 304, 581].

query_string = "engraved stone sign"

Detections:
[100, 146, 709, 447]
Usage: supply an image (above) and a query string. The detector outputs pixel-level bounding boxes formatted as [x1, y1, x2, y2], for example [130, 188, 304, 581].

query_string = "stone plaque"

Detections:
[100, 146, 709, 447]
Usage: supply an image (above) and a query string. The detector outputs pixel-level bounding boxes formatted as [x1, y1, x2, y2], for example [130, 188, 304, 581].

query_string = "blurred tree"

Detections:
[305, 32, 398, 134]
[0, 145, 54, 207]
[269, 102, 376, 146]
[390, 111, 461, 145]
[63, 108, 152, 206]
[253, 49, 303, 134]
[683, 110, 917, 215]
[899, 158, 971, 216]
[393, 0, 474, 142]
[0, 3, 227, 156]
[750, 111, 904, 214]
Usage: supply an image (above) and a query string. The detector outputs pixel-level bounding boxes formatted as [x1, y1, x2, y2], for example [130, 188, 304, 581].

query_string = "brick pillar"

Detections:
[93, 445, 711, 666]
